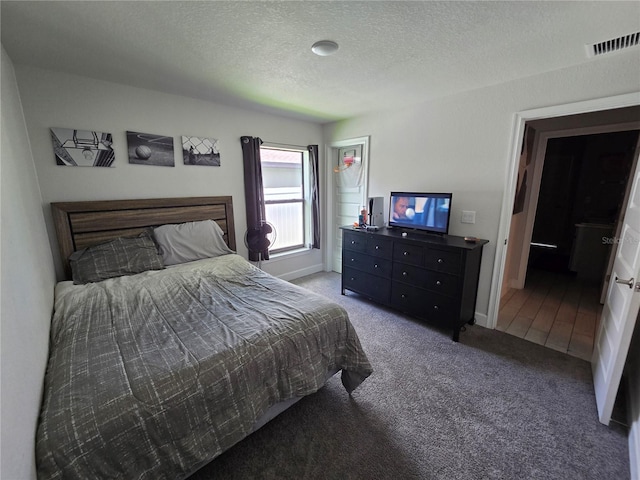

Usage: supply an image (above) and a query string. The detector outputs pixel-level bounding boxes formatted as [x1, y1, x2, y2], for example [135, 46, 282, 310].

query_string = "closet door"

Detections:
[330, 139, 369, 273]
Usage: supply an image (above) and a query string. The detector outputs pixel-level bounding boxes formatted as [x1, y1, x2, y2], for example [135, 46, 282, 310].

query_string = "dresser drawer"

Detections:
[366, 235, 393, 259]
[391, 284, 457, 323]
[340, 225, 487, 342]
[425, 248, 461, 274]
[423, 270, 459, 297]
[393, 242, 424, 266]
[343, 251, 392, 278]
[343, 267, 391, 303]
[343, 230, 366, 253]
[392, 264, 459, 297]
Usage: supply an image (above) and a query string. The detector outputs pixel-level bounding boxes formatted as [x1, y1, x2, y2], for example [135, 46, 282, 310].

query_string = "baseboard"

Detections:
[276, 264, 324, 282]
[631, 422, 639, 480]
[474, 312, 489, 328]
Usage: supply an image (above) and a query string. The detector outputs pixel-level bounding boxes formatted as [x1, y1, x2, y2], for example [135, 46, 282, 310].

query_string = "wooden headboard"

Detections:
[51, 196, 236, 280]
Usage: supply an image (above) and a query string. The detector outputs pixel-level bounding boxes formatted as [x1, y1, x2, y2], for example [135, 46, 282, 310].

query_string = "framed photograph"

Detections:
[127, 131, 174, 167]
[181, 135, 220, 166]
[51, 128, 115, 167]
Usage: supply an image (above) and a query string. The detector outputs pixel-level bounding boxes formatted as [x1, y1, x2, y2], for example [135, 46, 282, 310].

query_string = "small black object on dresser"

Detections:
[341, 227, 488, 342]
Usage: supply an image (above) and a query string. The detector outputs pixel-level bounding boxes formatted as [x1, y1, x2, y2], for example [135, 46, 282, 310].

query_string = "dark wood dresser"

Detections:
[341, 226, 488, 341]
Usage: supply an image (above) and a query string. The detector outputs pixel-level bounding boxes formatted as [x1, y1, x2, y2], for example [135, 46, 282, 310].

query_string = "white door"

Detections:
[600, 137, 640, 303]
[330, 139, 369, 273]
[592, 158, 640, 425]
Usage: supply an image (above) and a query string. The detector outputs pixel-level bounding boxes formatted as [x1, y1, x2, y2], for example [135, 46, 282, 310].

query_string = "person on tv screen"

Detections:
[392, 196, 414, 221]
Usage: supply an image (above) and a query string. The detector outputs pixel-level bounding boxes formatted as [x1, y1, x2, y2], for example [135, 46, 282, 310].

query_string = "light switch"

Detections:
[461, 210, 476, 224]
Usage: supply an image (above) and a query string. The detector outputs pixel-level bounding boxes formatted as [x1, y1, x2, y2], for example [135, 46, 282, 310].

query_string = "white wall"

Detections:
[629, 349, 640, 480]
[323, 50, 640, 324]
[1, 46, 57, 480]
[627, 319, 640, 480]
[14, 65, 325, 281]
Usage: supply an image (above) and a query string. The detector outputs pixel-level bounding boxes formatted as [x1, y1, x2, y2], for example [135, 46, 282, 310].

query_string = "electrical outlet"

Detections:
[461, 210, 476, 224]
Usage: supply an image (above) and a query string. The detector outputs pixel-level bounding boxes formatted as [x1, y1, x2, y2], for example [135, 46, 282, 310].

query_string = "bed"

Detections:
[37, 196, 373, 480]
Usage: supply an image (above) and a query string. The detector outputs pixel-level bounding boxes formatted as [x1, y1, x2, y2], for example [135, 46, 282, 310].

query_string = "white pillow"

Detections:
[153, 220, 234, 266]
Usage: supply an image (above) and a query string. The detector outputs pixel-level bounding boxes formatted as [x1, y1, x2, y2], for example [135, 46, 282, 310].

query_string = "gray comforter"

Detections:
[36, 254, 372, 479]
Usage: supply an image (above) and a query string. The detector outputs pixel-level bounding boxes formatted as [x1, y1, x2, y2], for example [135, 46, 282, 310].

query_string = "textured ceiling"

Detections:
[2, 1, 639, 123]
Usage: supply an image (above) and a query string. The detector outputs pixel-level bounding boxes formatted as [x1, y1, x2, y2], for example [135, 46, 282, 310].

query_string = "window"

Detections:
[260, 146, 311, 254]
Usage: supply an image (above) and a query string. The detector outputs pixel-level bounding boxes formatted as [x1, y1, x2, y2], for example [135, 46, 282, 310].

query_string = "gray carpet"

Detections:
[190, 271, 629, 480]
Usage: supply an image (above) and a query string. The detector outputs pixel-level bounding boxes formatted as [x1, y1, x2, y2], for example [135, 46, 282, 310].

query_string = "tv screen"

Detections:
[388, 192, 452, 235]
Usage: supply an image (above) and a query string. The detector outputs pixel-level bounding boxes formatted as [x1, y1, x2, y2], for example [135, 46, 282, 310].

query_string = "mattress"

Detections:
[36, 254, 372, 479]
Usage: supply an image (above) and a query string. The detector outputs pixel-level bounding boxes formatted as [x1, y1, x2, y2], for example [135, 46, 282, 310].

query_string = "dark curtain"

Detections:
[308, 144, 320, 249]
[241, 136, 269, 262]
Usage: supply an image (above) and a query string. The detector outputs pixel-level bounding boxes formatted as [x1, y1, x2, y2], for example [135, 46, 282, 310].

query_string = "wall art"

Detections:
[51, 128, 115, 167]
[181, 135, 221, 166]
[127, 131, 175, 167]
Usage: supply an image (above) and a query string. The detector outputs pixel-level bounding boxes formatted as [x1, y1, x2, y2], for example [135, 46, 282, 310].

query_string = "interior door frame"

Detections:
[324, 136, 370, 272]
[487, 92, 640, 329]
[512, 123, 640, 291]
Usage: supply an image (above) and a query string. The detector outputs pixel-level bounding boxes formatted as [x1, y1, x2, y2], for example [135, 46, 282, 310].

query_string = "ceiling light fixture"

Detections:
[311, 40, 339, 56]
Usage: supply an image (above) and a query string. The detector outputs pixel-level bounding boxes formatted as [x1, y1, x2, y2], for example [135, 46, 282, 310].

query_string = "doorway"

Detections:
[326, 137, 370, 274]
[499, 129, 640, 360]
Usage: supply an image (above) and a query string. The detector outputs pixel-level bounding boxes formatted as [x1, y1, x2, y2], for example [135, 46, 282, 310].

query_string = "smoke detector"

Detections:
[311, 40, 339, 56]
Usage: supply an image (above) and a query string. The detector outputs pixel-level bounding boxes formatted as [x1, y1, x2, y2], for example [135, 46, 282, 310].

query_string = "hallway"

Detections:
[498, 268, 601, 362]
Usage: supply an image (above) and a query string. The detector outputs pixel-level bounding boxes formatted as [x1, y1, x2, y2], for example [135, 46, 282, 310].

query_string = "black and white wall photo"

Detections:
[181, 135, 221, 166]
[127, 131, 175, 167]
[50, 128, 115, 167]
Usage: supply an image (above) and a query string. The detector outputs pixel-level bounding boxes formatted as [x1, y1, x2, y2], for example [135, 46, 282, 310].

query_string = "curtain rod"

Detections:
[263, 141, 308, 149]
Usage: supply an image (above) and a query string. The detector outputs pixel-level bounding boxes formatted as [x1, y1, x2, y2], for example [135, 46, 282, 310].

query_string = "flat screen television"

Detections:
[388, 191, 453, 235]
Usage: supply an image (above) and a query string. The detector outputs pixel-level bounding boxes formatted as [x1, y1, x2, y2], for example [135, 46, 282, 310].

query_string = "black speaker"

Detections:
[368, 197, 385, 227]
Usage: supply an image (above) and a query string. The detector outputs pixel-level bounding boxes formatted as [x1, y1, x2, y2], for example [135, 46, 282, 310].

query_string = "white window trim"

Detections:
[260, 143, 313, 258]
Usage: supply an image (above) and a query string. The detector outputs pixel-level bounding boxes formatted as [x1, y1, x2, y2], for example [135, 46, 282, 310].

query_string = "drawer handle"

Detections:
[351, 258, 355, 262]
[438, 258, 444, 264]
[436, 280, 441, 286]
[433, 305, 439, 310]
[375, 245, 380, 249]
[374, 264, 378, 268]
[401, 294, 407, 299]
[403, 251, 409, 256]
[351, 240, 356, 244]
[402, 271, 408, 276]
[350, 277, 355, 281]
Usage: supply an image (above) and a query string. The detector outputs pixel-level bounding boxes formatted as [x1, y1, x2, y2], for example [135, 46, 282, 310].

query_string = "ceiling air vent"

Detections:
[588, 32, 640, 57]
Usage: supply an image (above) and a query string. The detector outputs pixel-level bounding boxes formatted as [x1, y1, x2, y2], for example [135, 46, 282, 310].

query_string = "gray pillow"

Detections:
[153, 220, 234, 266]
[69, 231, 164, 284]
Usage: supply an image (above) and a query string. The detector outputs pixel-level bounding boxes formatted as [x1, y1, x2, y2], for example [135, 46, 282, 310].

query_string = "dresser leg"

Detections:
[467, 317, 476, 325]
[452, 328, 460, 342]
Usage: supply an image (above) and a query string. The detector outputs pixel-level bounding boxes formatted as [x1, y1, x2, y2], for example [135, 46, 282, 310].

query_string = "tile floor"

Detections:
[498, 268, 601, 362]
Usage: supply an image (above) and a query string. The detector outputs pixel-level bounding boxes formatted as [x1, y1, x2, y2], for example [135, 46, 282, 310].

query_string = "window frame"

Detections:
[260, 145, 311, 255]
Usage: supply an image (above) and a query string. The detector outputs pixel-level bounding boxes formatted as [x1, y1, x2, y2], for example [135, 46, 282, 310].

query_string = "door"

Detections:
[330, 138, 369, 273]
[592, 157, 640, 425]
[600, 135, 640, 303]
